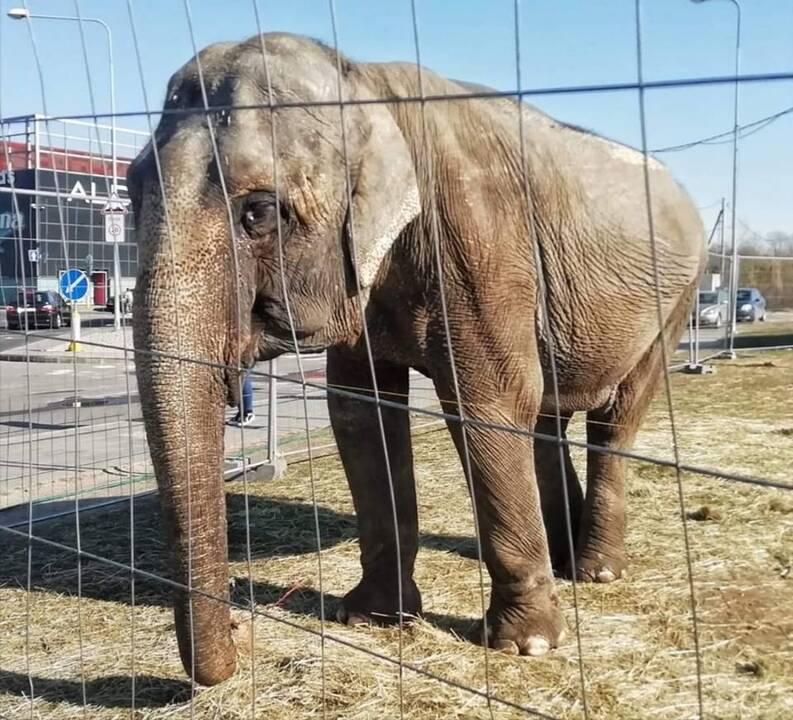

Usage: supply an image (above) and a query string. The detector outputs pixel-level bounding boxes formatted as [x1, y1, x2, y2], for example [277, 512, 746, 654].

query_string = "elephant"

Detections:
[129, 33, 705, 686]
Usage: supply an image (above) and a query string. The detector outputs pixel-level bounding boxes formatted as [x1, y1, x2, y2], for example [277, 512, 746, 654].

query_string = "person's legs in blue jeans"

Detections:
[229, 369, 255, 425]
[242, 370, 254, 416]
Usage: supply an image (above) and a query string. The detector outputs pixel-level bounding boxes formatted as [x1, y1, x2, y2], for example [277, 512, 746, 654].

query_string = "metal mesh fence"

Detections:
[738, 256, 793, 310]
[1, 1, 792, 719]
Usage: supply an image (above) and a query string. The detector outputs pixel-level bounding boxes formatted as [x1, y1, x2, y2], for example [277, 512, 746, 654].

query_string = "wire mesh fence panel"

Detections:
[738, 256, 793, 311]
[0, 1, 792, 719]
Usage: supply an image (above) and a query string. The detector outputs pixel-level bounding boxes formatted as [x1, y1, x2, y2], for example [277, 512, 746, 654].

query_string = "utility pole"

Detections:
[719, 197, 726, 283]
[691, 0, 741, 360]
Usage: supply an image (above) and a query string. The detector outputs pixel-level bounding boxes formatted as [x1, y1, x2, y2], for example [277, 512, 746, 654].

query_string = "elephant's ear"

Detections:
[346, 103, 421, 290]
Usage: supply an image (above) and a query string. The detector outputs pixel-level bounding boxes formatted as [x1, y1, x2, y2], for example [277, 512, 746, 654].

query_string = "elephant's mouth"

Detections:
[221, 319, 327, 407]
[250, 304, 330, 359]
[258, 331, 328, 359]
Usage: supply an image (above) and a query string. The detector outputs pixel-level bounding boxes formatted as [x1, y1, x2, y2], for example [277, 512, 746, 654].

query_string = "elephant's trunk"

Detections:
[134, 257, 236, 686]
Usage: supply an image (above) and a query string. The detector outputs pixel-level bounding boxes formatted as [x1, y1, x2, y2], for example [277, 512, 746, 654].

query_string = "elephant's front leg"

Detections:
[438, 384, 567, 656]
[327, 348, 421, 625]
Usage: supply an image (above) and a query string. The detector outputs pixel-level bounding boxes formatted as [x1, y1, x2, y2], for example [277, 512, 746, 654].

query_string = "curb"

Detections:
[0, 352, 129, 365]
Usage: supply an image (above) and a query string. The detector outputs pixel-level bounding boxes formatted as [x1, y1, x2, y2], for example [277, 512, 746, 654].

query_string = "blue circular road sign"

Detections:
[59, 268, 89, 302]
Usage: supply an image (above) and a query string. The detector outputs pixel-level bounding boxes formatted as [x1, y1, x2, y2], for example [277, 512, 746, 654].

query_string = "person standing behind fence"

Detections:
[228, 367, 255, 426]
[122, 288, 134, 315]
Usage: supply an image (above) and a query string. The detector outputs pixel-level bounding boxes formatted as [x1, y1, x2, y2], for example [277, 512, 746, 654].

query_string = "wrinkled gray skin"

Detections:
[129, 33, 704, 685]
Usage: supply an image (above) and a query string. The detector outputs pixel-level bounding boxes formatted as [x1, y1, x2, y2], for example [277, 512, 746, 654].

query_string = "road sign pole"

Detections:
[67, 303, 82, 352]
[102, 198, 127, 332]
[113, 242, 121, 331]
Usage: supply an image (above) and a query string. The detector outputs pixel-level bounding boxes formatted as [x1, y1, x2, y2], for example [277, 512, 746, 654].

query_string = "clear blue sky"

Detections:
[2, 0, 792, 240]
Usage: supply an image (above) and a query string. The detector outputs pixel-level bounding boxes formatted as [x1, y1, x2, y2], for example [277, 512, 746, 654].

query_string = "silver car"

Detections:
[693, 289, 729, 327]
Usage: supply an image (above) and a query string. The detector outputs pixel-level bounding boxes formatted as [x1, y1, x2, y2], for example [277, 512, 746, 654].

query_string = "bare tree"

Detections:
[765, 231, 793, 257]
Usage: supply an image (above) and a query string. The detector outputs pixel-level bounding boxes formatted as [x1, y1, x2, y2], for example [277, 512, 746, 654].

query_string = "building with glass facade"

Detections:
[0, 114, 147, 305]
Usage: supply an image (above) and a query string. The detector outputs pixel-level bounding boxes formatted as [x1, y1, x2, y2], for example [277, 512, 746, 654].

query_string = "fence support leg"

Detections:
[223, 358, 286, 482]
[684, 288, 715, 375]
[268, 358, 278, 463]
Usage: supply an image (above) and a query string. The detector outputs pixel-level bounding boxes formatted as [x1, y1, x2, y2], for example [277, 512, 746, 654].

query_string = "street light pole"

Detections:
[7, 8, 120, 330]
[691, 0, 741, 359]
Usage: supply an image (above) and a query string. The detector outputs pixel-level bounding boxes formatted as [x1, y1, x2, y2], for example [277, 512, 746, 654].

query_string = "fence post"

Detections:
[694, 289, 700, 363]
[267, 358, 278, 463]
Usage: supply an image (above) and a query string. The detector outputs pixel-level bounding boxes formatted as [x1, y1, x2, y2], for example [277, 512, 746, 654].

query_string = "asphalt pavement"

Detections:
[0, 309, 121, 355]
[1, 310, 789, 522]
[0, 319, 440, 518]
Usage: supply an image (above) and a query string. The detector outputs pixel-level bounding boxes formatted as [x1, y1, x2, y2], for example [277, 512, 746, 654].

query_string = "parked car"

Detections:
[5, 290, 71, 330]
[736, 287, 767, 322]
[693, 289, 729, 327]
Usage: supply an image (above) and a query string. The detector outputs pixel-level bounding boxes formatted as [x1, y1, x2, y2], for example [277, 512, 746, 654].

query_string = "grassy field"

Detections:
[1, 350, 792, 719]
[727, 318, 793, 349]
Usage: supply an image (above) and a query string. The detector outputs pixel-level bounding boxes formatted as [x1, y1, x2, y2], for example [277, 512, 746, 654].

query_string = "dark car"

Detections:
[735, 287, 767, 322]
[5, 290, 71, 330]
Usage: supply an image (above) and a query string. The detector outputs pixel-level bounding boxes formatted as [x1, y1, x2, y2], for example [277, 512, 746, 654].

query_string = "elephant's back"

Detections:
[361, 67, 703, 265]
[452, 78, 703, 262]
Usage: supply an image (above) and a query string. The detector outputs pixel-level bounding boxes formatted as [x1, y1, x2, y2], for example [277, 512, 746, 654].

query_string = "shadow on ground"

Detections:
[0, 671, 192, 710]
[0, 492, 479, 709]
[1, 492, 477, 611]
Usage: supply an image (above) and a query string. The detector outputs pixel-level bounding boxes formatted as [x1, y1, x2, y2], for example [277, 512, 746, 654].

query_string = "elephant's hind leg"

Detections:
[327, 348, 422, 625]
[435, 371, 566, 657]
[534, 413, 584, 573]
[573, 340, 666, 583]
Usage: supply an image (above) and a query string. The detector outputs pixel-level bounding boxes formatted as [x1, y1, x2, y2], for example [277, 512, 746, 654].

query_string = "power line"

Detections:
[652, 103, 793, 153]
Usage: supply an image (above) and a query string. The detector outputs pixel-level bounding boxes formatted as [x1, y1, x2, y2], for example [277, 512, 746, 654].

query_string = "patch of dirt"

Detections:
[686, 505, 723, 521]
[700, 583, 793, 653]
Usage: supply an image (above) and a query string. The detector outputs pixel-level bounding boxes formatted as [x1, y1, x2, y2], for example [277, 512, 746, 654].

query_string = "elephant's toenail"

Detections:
[493, 639, 519, 655]
[336, 606, 369, 626]
[525, 636, 550, 656]
[596, 569, 616, 583]
[346, 612, 371, 627]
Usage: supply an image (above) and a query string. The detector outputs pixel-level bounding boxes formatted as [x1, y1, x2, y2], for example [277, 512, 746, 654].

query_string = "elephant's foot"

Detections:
[567, 543, 627, 583]
[484, 582, 566, 657]
[336, 575, 422, 626]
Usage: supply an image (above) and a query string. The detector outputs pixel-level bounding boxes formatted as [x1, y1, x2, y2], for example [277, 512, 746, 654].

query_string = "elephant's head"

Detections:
[129, 33, 420, 685]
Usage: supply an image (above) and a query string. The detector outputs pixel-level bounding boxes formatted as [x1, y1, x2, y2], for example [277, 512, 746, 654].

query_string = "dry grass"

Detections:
[1, 351, 792, 719]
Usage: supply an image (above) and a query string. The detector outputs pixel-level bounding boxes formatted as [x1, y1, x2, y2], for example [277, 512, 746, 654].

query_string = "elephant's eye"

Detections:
[240, 193, 283, 238]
